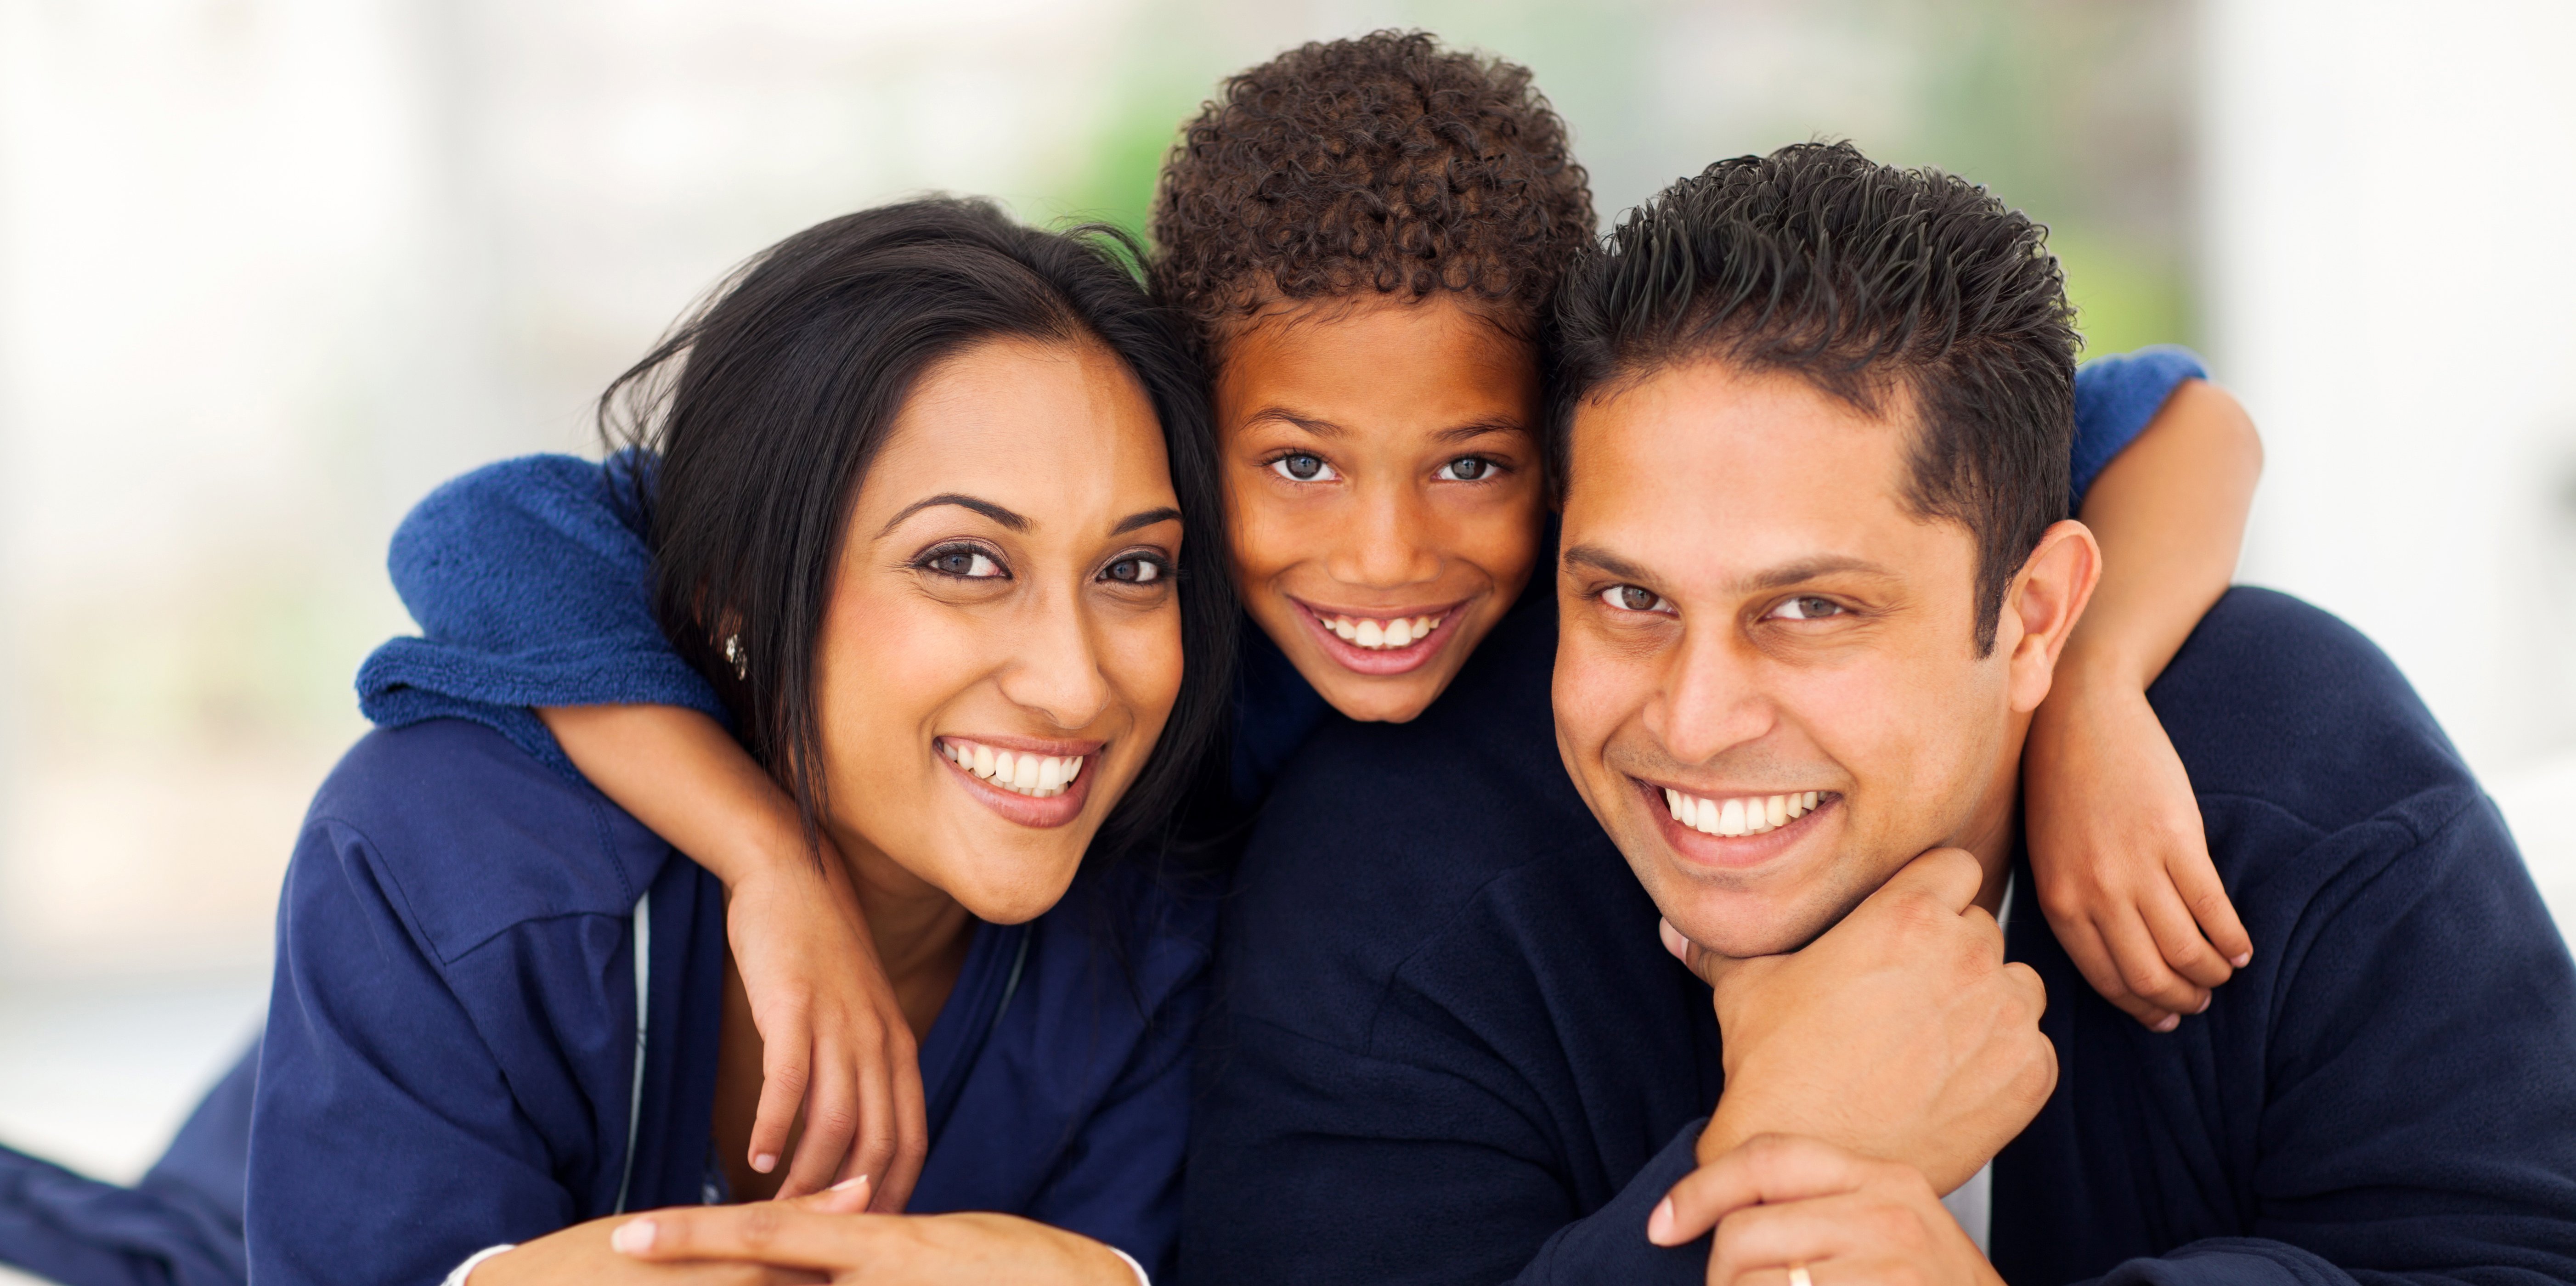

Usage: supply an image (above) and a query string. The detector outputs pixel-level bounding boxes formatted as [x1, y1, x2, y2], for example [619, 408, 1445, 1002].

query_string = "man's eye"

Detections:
[1270, 453, 1338, 482]
[1103, 555, 1168, 585]
[923, 547, 1004, 579]
[1435, 456, 1496, 482]
[1599, 585, 1672, 615]
[1771, 596, 1844, 620]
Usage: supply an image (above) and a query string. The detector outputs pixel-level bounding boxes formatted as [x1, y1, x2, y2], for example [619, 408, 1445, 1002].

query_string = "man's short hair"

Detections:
[1548, 141, 2080, 653]
[1148, 30, 1596, 363]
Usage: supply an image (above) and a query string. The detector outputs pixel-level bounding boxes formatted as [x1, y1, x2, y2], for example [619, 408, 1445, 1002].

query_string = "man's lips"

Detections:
[1634, 776, 1840, 870]
[1289, 597, 1473, 677]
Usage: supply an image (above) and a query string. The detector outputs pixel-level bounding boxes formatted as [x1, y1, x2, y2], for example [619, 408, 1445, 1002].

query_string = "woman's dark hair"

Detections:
[599, 197, 1233, 864]
[1148, 29, 1595, 363]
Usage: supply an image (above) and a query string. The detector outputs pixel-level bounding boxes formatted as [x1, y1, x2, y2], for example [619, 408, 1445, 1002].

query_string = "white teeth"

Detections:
[1320, 611, 1445, 650]
[1662, 788, 1828, 838]
[943, 741, 1086, 799]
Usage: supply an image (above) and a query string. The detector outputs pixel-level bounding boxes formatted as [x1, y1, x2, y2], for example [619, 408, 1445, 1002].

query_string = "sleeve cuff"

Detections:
[1109, 1245, 1152, 1286]
[441, 1244, 517, 1286]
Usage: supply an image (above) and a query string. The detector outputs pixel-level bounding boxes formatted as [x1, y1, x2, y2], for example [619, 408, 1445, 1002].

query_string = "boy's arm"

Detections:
[540, 703, 928, 1210]
[2027, 378, 2263, 1027]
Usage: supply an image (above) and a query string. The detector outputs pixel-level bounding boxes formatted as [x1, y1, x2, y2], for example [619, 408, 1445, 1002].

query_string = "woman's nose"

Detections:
[995, 596, 1116, 731]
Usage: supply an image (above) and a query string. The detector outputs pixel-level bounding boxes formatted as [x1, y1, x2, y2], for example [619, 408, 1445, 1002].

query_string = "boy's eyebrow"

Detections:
[1430, 416, 1531, 445]
[1241, 406, 1345, 438]
[1241, 407, 1529, 443]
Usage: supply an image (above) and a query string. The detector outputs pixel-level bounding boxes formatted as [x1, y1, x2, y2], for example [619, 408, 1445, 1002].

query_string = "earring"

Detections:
[723, 633, 748, 681]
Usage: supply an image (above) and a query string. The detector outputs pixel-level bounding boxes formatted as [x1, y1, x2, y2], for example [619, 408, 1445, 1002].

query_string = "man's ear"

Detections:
[2002, 520, 2102, 714]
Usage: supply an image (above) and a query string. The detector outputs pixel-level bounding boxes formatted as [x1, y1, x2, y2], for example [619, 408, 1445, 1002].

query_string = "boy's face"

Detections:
[1214, 296, 1548, 723]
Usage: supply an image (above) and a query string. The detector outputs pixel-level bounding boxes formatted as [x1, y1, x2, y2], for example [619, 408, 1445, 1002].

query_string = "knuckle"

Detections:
[809, 1105, 860, 1140]
[735, 1205, 785, 1251]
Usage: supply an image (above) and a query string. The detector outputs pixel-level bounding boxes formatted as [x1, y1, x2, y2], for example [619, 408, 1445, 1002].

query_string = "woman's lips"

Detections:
[938, 737, 1099, 829]
[1290, 598, 1471, 677]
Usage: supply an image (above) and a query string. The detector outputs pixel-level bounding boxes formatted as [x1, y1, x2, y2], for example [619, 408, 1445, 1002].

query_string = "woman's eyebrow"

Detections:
[878, 493, 1029, 536]
[1112, 507, 1183, 535]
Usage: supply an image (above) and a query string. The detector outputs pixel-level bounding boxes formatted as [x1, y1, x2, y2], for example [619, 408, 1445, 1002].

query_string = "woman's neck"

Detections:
[830, 824, 977, 1042]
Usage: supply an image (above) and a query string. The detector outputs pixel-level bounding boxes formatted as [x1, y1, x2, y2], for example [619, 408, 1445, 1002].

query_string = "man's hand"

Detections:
[726, 843, 930, 1206]
[1648, 1134, 2002, 1286]
[2024, 676, 2250, 1030]
[1666, 847, 2055, 1194]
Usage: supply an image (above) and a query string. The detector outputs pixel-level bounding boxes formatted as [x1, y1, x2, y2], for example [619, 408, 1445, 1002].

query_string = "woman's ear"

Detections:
[2003, 519, 2104, 714]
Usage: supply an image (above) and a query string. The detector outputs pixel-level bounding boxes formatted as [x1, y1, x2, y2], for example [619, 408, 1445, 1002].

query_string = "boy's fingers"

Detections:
[777, 1060, 858, 1200]
[837, 1055, 898, 1207]
[2098, 910, 2203, 1025]
[2138, 880, 2233, 990]
[2171, 850, 2254, 968]
[876, 1053, 929, 1212]
[2056, 917, 2170, 1029]
[747, 1033, 813, 1177]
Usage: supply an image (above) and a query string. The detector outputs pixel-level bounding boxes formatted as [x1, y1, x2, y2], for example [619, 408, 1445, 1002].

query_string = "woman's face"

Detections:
[812, 336, 1184, 924]
[1215, 295, 1548, 723]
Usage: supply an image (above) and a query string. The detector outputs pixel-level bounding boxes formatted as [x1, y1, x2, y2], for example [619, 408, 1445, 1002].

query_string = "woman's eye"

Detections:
[1103, 555, 1168, 585]
[1599, 585, 1672, 615]
[1435, 456, 1496, 482]
[1770, 595, 1844, 620]
[1270, 453, 1338, 483]
[923, 547, 1004, 579]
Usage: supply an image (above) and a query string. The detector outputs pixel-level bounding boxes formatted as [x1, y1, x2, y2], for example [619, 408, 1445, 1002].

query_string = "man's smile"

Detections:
[1630, 775, 1842, 871]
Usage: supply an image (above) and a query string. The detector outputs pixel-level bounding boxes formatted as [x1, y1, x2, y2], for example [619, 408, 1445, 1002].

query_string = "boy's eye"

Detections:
[923, 547, 1005, 579]
[1435, 456, 1496, 482]
[1103, 555, 1168, 585]
[1271, 453, 1339, 483]
[1769, 595, 1844, 620]
[1600, 585, 1672, 615]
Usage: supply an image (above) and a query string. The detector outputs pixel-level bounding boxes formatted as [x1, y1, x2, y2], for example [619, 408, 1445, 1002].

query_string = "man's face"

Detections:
[1553, 361, 2071, 958]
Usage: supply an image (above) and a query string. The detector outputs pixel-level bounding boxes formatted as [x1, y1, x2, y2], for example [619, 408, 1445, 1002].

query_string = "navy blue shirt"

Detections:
[1182, 588, 2576, 1285]
[246, 719, 1208, 1286]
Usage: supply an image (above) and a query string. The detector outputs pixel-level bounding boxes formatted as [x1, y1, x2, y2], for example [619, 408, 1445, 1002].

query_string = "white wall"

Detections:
[2202, 0, 2576, 917]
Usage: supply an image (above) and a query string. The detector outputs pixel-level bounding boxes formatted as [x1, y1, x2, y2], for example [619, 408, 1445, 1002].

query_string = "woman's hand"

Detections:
[538, 704, 929, 1207]
[607, 1204, 1141, 1286]
[724, 840, 930, 1204]
[1648, 1134, 2001, 1286]
[2023, 673, 2250, 1029]
[467, 1179, 878, 1285]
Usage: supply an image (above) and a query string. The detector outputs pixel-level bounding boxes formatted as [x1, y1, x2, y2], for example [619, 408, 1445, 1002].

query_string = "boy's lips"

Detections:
[1288, 597, 1473, 677]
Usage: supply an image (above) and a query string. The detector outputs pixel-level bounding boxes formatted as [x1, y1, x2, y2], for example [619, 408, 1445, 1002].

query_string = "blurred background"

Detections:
[0, 0, 2569, 1222]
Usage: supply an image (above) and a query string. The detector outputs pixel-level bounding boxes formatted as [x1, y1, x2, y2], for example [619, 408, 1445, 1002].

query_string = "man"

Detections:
[1181, 142, 2576, 1284]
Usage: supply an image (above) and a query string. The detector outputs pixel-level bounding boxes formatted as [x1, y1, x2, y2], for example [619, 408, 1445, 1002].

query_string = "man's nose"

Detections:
[1652, 625, 1774, 765]
[1323, 479, 1442, 589]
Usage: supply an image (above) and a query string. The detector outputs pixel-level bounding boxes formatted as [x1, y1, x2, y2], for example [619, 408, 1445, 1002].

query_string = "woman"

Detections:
[0, 198, 1226, 1286]
[353, 30, 2262, 1206]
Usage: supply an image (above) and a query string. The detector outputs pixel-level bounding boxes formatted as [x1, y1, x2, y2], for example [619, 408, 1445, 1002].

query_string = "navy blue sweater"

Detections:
[1182, 587, 2576, 1285]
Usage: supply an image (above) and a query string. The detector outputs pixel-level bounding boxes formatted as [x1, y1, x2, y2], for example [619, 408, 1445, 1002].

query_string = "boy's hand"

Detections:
[727, 844, 929, 1207]
[2023, 676, 2252, 1030]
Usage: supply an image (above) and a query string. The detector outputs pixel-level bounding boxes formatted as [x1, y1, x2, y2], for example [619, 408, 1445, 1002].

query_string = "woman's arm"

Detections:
[2026, 378, 2264, 1028]
[540, 704, 929, 1210]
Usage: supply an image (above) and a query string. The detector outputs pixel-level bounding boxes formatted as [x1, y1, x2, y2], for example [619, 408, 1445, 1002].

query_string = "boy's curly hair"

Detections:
[1148, 30, 1595, 358]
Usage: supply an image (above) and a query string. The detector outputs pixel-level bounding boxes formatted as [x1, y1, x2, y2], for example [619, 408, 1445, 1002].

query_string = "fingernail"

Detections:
[2195, 993, 2212, 1014]
[2230, 952, 2251, 968]
[610, 1218, 656, 1255]
[1658, 918, 1688, 963]
[2154, 1013, 2180, 1033]
[1647, 1196, 1674, 1245]
[752, 1153, 777, 1174]
[832, 1174, 871, 1193]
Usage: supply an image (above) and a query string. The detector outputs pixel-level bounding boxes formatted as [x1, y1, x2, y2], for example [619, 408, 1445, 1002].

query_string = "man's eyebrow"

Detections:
[1560, 547, 1897, 592]
[878, 493, 1029, 537]
[1112, 506, 1182, 535]
[1560, 543, 1655, 583]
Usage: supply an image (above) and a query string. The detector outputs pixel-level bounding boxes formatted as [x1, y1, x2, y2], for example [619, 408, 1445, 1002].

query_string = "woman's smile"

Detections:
[937, 734, 1104, 829]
